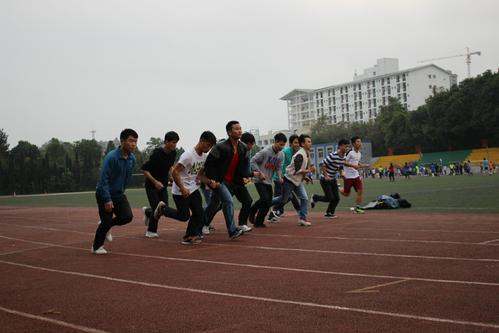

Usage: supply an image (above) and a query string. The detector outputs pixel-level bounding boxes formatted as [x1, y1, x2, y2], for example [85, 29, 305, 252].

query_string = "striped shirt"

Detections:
[322, 151, 345, 179]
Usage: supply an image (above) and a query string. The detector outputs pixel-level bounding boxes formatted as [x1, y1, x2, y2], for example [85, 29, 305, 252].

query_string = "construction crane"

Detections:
[418, 47, 481, 78]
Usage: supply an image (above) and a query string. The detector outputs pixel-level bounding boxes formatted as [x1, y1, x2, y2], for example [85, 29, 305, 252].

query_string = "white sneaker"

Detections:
[202, 226, 210, 235]
[298, 219, 311, 227]
[239, 225, 252, 232]
[145, 231, 160, 238]
[98, 220, 112, 242]
[142, 206, 149, 226]
[154, 201, 166, 220]
[92, 246, 108, 255]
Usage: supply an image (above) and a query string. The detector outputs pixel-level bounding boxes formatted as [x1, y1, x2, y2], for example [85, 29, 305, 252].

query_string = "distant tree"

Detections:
[144, 137, 162, 160]
[105, 140, 115, 155]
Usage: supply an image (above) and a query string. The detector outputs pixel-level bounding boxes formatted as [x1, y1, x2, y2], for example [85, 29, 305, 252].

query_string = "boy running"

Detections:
[270, 134, 301, 221]
[92, 129, 138, 255]
[170, 131, 217, 244]
[249, 133, 286, 228]
[141, 131, 179, 238]
[341, 136, 369, 214]
[272, 134, 314, 226]
[310, 139, 349, 219]
[202, 121, 252, 239]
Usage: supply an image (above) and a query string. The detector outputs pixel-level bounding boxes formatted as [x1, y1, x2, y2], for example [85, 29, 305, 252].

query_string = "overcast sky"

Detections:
[1, 0, 498, 149]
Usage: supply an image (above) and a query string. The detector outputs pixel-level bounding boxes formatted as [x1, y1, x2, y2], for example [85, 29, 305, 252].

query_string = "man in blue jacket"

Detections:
[92, 128, 138, 254]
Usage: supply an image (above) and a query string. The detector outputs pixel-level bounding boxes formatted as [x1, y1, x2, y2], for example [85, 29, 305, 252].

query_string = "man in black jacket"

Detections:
[202, 121, 253, 238]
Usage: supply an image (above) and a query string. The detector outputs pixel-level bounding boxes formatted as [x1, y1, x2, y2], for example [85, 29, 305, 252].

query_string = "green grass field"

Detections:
[2, 174, 499, 213]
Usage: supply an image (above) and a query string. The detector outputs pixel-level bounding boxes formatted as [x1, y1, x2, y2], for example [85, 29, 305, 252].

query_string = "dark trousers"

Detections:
[173, 190, 204, 238]
[93, 194, 133, 250]
[389, 172, 395, 182]
[204, 181, 253, 227]
[250, 183, 273, 225]
[313, 179, 340, 214]
[273, 179, 300, 214]
[144, 183, 179, 232]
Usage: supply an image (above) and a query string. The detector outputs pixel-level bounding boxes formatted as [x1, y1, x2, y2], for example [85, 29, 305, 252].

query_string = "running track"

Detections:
[0, 207, 498, 332]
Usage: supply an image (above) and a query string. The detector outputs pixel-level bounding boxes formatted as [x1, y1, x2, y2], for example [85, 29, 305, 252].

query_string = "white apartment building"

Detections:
[281, 58, 458, 132]
[249, 128, 295, 148]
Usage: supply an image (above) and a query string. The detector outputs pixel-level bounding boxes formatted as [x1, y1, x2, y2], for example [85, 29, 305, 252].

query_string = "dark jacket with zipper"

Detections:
[204, 139, 251, 186]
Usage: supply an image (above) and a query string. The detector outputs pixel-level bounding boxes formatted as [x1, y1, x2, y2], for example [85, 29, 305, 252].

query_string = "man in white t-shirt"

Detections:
[158, 131, 217, 245]
[341, 136, 369, 214]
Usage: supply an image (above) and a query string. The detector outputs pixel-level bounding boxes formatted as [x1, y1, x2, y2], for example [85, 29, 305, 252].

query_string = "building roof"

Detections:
[279, 89, 314, 101]
[280, 64, 456, 99]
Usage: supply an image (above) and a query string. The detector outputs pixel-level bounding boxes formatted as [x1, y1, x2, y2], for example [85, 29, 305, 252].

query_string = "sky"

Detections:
[1, 0, 498, 149]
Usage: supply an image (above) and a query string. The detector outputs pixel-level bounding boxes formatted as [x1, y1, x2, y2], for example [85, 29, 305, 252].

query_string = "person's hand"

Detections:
[310, 165, 316, 173]
[104, 201, 114, 213]
[155, 180, 165, 190]
[243, 177, 251, 185]
[279, 177, 284, 184]
[180, 187, 190, 198]
[254, 171, 265, 181]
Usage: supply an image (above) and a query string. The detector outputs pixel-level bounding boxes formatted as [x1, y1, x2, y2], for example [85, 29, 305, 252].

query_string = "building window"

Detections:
[388, 86, 391, 95]
[397, 75, 400, 82]
[373, 100, 377, 107]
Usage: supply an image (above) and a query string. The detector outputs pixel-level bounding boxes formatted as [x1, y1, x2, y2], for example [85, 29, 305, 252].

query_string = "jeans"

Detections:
[93, 194, 133, 250]
[273, 179, 301, 214]
[272, 178, 308, 219]
[312, 178, 340, 214]
[250, 183, 273, 225]
[204, 181, 253, 234]
[172, 190, 204, 238]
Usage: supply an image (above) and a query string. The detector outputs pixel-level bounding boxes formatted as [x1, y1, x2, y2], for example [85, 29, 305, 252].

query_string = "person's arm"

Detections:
[99, 156, 114, 212]
[141, 151, 165, 190]
[250, 150, 266, 180]
[172, 163, 190, 197]
[198, 167, 219, 189]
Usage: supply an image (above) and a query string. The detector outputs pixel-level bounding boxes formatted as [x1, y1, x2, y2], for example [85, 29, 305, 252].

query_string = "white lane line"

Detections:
[338, 226, 499, 234]
[249, 233, 499, 246]
[347, 279, 409, 293]
[479, 239, 499, 245]
[0, 245, 56, 256]
[0, 260, 497, 330]
[1, 235, 497, 287]
[2, 222, 498, 262]
[0, 305, 109, 333]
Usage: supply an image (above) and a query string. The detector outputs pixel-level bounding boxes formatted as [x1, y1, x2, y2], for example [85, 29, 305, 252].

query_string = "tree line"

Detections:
[0, 133, 182, 195]
[311, 70, 499, 156]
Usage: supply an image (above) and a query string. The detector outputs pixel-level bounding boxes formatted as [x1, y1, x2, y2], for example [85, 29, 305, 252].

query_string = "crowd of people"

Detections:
[91, 121, 368, 254]
[365, 158, 496, 180]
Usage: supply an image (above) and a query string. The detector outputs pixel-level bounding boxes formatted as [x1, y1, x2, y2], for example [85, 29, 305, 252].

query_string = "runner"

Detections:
[310, 139, 348, 219]
[92, 129, 138, 254]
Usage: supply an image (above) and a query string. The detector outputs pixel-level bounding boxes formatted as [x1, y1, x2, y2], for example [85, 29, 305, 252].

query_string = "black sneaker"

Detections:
[324, 213, 338, 219]
[254, 223, 267, 228]
[311, 195, 316, 209]
[229, 228, 243, 240]
[181, 238, 194, 245]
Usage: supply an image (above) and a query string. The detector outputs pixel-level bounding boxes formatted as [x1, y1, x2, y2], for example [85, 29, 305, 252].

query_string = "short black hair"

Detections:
[298, 134, 311, 145]
[200, 131, 217, 145]
[351, 136, 361, 144]
[164, 131, 179, 142]
[274, 133, 287, 143]
[338, 139, 349, 146]
[241, 132, 255, 145]
[226, 120, 240, 134]
[288, 134, 299, 145]
[120, 128, 138, 141]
